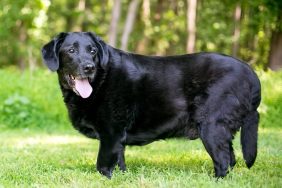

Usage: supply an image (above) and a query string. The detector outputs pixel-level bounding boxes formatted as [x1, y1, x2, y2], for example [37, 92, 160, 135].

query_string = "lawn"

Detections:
[0, 68, 281, 187]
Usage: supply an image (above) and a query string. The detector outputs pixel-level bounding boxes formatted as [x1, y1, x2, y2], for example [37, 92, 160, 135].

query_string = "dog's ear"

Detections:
[41, 32, 67, 71]
[87, 32, 109, 68]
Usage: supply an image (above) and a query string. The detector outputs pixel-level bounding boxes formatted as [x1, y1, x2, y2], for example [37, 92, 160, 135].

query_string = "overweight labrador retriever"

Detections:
[42, 32, 261, 178]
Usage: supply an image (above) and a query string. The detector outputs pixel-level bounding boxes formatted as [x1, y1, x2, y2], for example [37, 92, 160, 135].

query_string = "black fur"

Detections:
[42, 32, 261, 178]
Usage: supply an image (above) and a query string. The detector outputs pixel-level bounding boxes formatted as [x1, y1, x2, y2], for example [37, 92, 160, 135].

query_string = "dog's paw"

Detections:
[118, 164, 126, 172]
[97, 167, 113, 179]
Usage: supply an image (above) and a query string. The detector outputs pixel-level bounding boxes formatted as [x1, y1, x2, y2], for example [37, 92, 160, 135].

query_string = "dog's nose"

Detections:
[83, 64, 95, 73]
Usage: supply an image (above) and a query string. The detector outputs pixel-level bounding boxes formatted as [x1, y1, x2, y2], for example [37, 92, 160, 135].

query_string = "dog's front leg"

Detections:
[96, 135, 124, 178]
[117, 145, 126, 172]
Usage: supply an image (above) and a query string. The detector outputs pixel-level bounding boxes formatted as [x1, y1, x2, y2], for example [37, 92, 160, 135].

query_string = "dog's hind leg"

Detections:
[200, 123, 232, 178]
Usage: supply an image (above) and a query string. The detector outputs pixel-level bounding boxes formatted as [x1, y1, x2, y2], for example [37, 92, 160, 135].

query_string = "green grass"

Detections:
[0, 128, 281, 187]
[0, 68, 281, 187]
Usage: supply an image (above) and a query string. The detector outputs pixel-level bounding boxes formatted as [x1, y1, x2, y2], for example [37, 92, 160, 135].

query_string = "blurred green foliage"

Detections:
[0, 0, 49, 68]
[1, 94, 40, 128]
[0, 68, 69, 130]
[258, 70, 282, 128]
[0, 0, 281, 69]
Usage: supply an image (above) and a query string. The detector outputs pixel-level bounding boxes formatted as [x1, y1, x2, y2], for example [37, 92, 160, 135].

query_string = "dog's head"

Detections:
[42, 32, 109, 98]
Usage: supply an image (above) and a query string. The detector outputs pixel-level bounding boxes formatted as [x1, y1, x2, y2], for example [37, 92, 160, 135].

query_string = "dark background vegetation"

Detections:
[0, 0, 282, 71]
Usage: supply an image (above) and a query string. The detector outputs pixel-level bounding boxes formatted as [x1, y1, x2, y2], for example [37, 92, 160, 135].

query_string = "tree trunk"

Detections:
[18, 20, 27, 70]
[186, 0, 197, 53]
[269, 31, 282, 70]
[73, 0, 86, 31]
[121, 0, 140, 51]
[108, 0, 121, 47]
[268, 10, 282, 71]
[136, 0, 150, 54]
[82, 0, 93, 31]
[154, 0, 164, 21]
[65, 1, 77, 31]
[232, 3, 241, 57]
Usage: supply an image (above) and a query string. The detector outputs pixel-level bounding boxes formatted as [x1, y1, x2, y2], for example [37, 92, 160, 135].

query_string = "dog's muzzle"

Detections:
[69, 74, 93, 98]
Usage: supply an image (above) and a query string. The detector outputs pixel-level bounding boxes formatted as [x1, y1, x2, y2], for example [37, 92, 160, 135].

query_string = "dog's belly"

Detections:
[124, 112, 199, 146]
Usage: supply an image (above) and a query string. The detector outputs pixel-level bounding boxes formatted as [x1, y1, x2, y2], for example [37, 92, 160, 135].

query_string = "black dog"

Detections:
[42, 32, 261, 178]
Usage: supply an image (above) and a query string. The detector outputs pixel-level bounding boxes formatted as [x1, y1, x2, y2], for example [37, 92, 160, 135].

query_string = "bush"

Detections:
[0, 68, 70, 131]
[0, 93, 44, 128]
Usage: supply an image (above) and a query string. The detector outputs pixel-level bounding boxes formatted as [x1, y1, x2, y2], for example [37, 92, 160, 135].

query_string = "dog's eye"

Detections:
[68, 48, 75, 53]
[90, 49, 97, 55]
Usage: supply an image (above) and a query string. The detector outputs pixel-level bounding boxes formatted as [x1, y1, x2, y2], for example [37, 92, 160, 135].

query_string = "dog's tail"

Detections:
[241, 111, 259, 168]
[241, 79, 260, 168]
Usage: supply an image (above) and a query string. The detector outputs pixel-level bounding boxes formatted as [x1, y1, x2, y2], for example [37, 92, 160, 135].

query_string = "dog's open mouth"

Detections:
[69, 75, 93, 98]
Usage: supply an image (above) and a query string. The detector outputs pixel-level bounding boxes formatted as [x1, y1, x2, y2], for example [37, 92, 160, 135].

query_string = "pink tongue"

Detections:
[74, 79, 93, 98]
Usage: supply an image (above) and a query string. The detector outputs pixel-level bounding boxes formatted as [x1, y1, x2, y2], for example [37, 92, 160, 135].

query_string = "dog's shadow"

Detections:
[63, 151, 214, 177]
[126, 154, 213, 175]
